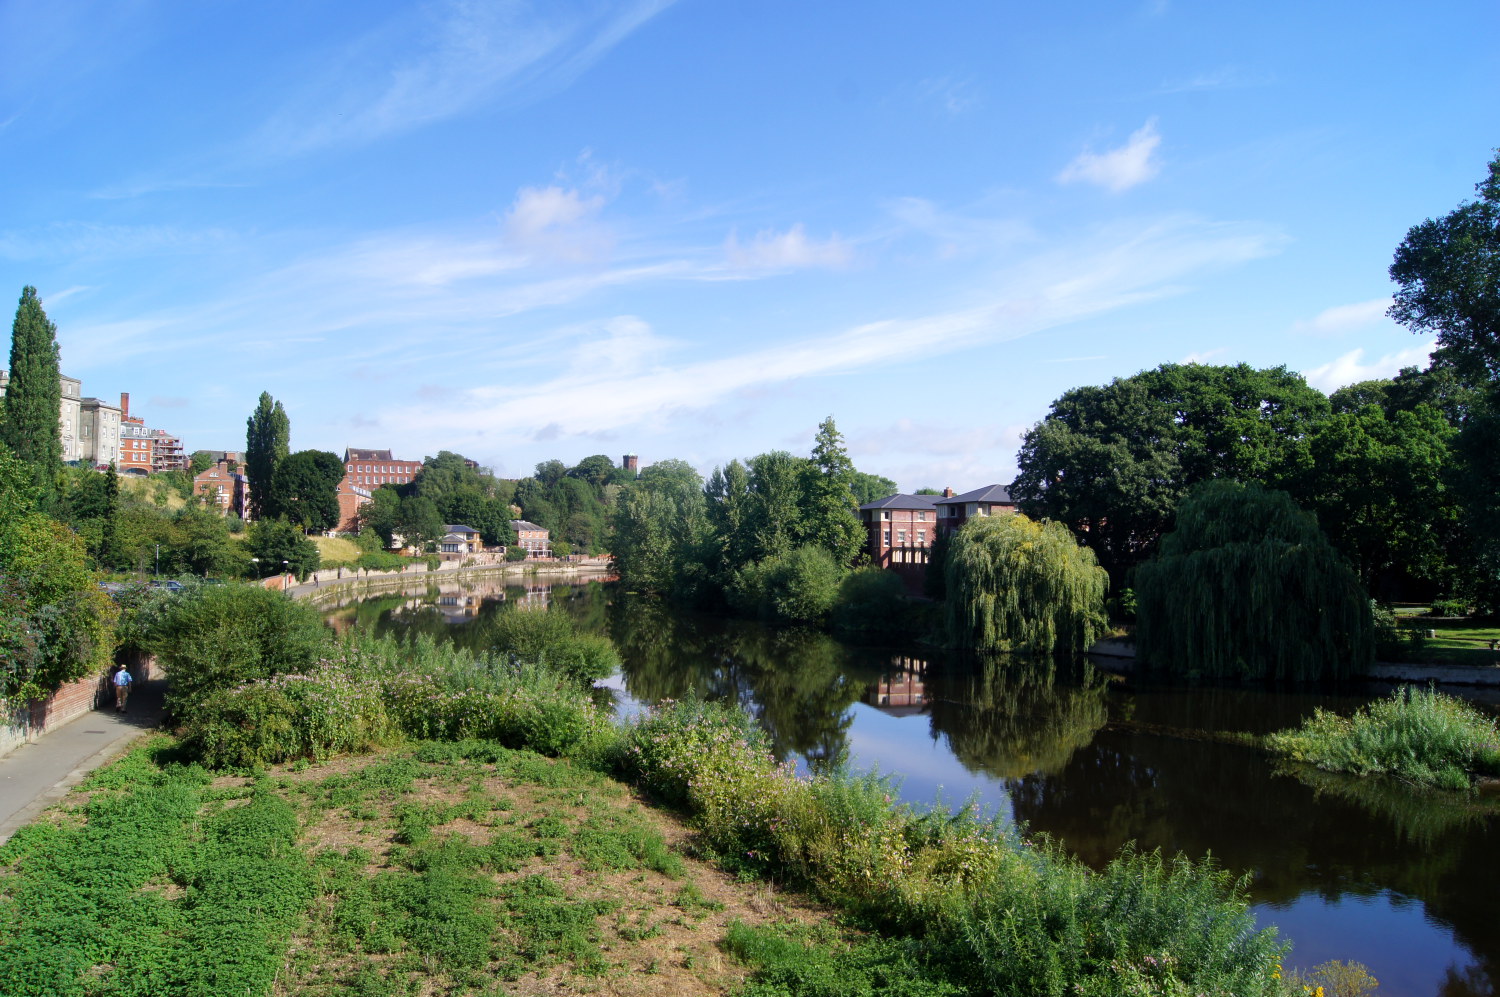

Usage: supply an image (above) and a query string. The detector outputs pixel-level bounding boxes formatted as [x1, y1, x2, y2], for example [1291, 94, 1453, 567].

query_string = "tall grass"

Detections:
[1267, 685, 1500, 790]
[618, 699, 1288, 996]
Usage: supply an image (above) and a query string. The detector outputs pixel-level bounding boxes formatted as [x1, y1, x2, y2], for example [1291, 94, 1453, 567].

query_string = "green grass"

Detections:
[1268, 685, 1500, 790]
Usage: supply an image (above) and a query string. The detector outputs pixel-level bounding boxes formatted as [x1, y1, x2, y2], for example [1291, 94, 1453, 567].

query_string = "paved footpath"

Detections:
[0, 679, 165, 845]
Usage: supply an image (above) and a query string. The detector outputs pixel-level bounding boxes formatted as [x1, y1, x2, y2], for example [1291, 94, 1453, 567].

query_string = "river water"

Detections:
[325, 574, 1500, 997]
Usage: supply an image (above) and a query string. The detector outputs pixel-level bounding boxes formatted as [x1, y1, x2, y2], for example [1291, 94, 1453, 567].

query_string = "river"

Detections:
[324, 574, 1500, 997]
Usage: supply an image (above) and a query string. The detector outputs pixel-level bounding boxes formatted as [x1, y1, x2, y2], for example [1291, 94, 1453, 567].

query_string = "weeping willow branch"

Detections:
[943, 513, 1109, 654]
[1135, 480, 1373, 681]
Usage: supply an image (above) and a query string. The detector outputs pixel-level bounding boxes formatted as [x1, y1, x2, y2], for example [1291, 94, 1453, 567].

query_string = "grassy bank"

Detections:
[1267, 686, 1500, 790]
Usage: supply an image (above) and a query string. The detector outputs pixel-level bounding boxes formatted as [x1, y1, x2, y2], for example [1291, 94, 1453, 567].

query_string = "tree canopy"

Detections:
[943, 513, 1108, 655]
[0, 286, 62, 495]
[269, 450, 344, 532]
[1010, 363, 1330, 580]
[1134, 480, 1372, 681]
[1389, 149, 1500, 381]
[244, 391, 289, 520]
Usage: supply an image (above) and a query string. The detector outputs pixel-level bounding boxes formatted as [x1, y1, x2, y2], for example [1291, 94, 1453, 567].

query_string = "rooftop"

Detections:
[858, 493, 940, 511]
[934, 484, 1015, 506]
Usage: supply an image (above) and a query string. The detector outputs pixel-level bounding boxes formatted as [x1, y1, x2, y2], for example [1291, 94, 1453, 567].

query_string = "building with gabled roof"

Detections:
[935, 484, 1017, 536]
[509, 520, 550, 558]
[858, 493, 940, 576]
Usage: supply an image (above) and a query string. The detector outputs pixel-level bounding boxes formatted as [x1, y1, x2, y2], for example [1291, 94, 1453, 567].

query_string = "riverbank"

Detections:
[1087, 638, 1500, 687]
[292, 561, 617, 607]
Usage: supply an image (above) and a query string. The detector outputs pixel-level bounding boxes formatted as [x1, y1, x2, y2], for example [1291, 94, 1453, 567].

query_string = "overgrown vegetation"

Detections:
[1135, 480, 1373, 681]
[1267, 685, 1500, 790]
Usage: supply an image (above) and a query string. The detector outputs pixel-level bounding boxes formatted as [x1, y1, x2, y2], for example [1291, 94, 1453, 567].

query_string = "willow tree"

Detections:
[944, 513, 1108, 654]
[1134, 479, 1373, 681]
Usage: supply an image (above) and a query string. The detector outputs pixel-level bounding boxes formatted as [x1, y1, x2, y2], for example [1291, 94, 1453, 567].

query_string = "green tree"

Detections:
[244, 391, 290, 520]
[357, 485, 403, 546]
[1389, 149, 1500, 381]
[943, 513, 1108, 654]
[397, 494, 444, 550]
[567, 454, 615, 487]
[0, 286, 62, 495]
[743, 450, 807, 562]
[728, 544, 844, 624]
[850, 471, 899, 505]
[801, 416, 864, 566]
[246, 518, 320, 578]
[1134, 480, 1372, 681]
[612, 462, 708, 596]
[268, 449, 343, 532]
[188, 450, 215, 476]
[1011, 363, 1330, 580]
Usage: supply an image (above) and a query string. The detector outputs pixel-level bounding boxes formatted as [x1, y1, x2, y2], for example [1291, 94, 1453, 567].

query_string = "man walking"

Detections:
[112, 664, 132, 713]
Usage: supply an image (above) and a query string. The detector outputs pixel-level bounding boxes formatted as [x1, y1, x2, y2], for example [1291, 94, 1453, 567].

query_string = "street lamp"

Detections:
[154, 544, 160, 578]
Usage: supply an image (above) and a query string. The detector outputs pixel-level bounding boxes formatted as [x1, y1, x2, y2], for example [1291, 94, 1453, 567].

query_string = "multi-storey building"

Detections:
[119, 418, 154, 474]
[343, 448, 423, 488]
[335, 477, 372, 533]
[79, 396, 122, 468]
[509, 520, 550, 558]
[934, 484, 1017, 535]
[59, 375, 82, 462]
[858, 493, 940, 572]
[150, 429, 186, 473]
[192, 460, 250, 518]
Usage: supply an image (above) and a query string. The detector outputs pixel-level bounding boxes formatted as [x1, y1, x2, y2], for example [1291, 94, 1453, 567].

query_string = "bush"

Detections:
[356, 550, 408, 572]
[181, 665, 396, 767]
[150, 583, 331, 715]
[1267, 685, 1500, 790]
[729, 545, 844, 624]
[830, 567, 917, 638]
[506, 547, 529, 562]
[487, 609, 620, 685]
[1430, 597, 1469, 618]
[618, 699, 1288, 995]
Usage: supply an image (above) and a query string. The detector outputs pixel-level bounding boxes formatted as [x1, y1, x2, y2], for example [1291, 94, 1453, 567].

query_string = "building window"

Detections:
[917, 511, 926, 521]
[917, 530, 925, 544]
[881, 510, 890, 520]
[882, 530, 891, 546]
[897, 530, 907, 545]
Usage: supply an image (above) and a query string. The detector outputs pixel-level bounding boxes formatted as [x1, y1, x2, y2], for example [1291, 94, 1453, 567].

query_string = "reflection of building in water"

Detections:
[865, 654, 930, 716]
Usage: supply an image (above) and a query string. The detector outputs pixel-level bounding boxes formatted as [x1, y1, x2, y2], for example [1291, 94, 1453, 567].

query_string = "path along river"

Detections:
[322, 573, 1500, 997]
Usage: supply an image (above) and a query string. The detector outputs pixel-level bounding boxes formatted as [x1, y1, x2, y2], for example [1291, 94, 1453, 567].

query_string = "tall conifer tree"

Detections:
[0, 287, 63, 491]
[245, 391, 290, 520]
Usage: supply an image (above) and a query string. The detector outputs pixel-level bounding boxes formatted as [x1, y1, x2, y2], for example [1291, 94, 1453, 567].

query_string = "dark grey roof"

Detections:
[509, 520, 546, 533]
[934, 484, 1015, 506]
[345, 447, 394, 461]
[444, 524, 479, 534]
[858, 493, 940, 512]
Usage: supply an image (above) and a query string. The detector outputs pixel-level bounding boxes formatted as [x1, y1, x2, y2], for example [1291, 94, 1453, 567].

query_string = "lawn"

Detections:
[0, 738, 835, 997]
[1387, 609, 1500, 666]
[313, 535, 363, 564]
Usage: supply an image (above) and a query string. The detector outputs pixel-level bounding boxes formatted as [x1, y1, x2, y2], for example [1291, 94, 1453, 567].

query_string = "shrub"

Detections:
[356, 550, 408, 572]
[181, 664, 396, 767]
[1267, 685, 1500, 790]
[488, 609, 620, 685]
[506, 547, 529, 562]
[830, 567, 916, 638]
[729, 545, 844, 624]
[150, 583, 331, 715]
[1429, 597, 1469, 618]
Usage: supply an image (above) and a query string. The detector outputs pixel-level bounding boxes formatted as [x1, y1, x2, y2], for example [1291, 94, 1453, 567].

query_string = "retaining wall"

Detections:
[0, 654, 163, 759]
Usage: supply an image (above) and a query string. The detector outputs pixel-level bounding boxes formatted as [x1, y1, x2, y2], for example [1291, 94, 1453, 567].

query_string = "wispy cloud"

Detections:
[255, 0, 677, 158]
[504, 184, 613, 262]
[1303, 343, 1434, 392]
[1057, 119, 1163, 192]
[911, 75, 981, 116]
[0, 222, 232, 262]
[724, 224, 853, 271]
[1150, 66, 1272, 96]
[378, 214, 1281, 450]
[1292, 296, 1393, 337]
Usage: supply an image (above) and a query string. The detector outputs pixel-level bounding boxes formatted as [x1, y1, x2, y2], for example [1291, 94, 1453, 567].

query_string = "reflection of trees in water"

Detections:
[923, 655, 1110, 781]
[1009, 723, 1500, 993]
[607, 594, 877, 770]
[1275, 761, 1500, 847]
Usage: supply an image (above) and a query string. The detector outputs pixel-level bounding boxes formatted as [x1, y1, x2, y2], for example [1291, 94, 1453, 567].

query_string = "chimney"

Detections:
[120, 392, 129, 420]
[943, 486, 955, 498]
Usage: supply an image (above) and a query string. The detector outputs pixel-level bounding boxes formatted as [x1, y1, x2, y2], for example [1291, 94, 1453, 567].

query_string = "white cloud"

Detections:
[1181, 347, 1229, 364]
[255, 0, 677, 157]
[1303, 343, 1434, 392]
[912, 75, 980, 115]
[1057, 119, 1163, 192]
[504, 185, 611, 261]
[724, 224, 853, 270]
[1292, 297, 1393, 336]
[382, 214, 1282, 449]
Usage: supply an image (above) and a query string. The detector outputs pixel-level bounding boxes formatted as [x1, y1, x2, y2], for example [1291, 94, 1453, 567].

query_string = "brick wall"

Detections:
[0, 656, 164, 759]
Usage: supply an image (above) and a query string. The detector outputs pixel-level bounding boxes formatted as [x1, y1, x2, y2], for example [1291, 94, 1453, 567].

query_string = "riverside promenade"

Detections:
[0, 677, 164, 845]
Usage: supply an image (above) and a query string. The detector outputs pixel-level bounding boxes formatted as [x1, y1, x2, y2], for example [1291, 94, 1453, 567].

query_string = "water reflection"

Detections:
[328, 581, 1500, 996]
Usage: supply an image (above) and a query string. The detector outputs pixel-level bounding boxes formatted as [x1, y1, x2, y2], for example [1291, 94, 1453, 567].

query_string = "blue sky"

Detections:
[3, 0, 1496, 489]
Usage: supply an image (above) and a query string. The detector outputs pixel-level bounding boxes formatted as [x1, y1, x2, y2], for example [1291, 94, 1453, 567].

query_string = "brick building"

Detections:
[192, 460, 250, 518]
[335, 477, 373, 533]
[934, 484, 1017, 536]
[119, 418, 154, 475]
[858, 493, 940, 572]
[509, 520, 550, 558]
[343, 448, 423, 488]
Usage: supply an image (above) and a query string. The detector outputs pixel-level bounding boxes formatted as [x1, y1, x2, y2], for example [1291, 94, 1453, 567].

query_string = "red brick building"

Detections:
[192, 461, 250, 518]
[934, 484, 1017, 536]
[510, 520, 550, 558]
[343, 448, 423, 488]
[858, 494, 941, 573]
[336, 477, 373, 533]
